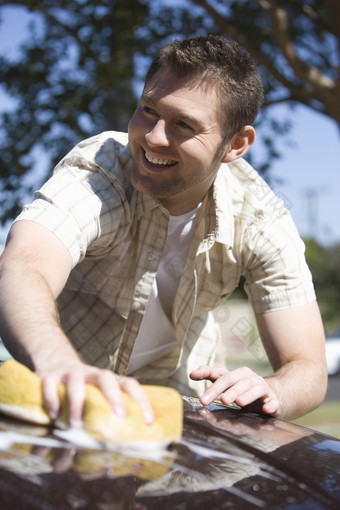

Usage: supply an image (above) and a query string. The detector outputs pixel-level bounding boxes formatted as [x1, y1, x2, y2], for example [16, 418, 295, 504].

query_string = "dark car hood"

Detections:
[0, 396, 339, 509]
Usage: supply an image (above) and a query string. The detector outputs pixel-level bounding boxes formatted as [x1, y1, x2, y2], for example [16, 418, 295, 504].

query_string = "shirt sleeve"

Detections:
[13, 138, 128, 268]
[242, 206, 316, 314]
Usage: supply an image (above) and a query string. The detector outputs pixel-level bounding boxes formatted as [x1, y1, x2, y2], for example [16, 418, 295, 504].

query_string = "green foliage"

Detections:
[0, 0, 150, 222]
[303, 238, 340, 331]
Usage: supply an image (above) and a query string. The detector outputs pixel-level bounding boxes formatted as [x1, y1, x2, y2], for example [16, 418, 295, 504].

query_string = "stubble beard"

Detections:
[130, 138, 228, 201]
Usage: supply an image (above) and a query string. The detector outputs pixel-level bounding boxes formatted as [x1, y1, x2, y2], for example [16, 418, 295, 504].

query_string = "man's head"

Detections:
[145, 35, 263, 144]
[128, 35, 261, 214]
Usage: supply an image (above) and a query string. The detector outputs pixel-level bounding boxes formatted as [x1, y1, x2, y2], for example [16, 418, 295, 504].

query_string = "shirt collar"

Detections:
[127, 149, 235, 242]
[137, 191, 167, 219]
[200, 163, 235, 250]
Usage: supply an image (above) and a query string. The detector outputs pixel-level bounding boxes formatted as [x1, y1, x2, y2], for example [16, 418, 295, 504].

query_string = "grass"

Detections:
[291, 401, 340, 439]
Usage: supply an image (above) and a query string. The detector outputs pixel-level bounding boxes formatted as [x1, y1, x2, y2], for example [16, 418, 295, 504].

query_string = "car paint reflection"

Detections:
[0, 396, 339, 509]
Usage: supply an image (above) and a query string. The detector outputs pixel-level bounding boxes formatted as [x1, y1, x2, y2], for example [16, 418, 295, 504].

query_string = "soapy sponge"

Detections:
[0, 360, 183, 444]
[0, 359, 51, 425]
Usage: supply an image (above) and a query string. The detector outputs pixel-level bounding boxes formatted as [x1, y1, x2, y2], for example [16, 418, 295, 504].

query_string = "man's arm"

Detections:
[0, 220, 154, 426]
[190, 301, 327, 420]
[256, 300, 327, 419]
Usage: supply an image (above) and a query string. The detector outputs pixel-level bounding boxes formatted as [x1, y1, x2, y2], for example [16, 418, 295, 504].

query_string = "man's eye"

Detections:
[178, 121, 194, 131]
[142, 106, 157, 116]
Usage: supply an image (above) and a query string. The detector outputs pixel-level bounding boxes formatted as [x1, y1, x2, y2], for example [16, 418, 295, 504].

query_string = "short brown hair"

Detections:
[145, 35, 263, 142]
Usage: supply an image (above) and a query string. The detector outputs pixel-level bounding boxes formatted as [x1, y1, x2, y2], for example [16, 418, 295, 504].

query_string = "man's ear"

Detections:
[221, 125, 256, 163]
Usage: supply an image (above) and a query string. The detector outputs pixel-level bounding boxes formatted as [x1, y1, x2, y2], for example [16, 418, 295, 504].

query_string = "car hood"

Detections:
[0, 396, 339, 509]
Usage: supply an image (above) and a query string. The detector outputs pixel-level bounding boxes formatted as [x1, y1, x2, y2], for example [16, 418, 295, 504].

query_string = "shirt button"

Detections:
[132, 301, 141, 310]
[147, 251, 155, 261]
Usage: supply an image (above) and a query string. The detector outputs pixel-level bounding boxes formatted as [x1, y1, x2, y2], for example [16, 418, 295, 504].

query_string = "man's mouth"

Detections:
[144, 151, 177, 167]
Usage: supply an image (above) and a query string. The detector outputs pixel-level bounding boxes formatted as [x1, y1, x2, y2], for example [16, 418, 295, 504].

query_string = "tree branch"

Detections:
[191, 0, 340, 124]
[190, 0, 316, 103]
[284, 0, 334, 36]
[324, 0, 340, 43]
[259, 0, 335, 92]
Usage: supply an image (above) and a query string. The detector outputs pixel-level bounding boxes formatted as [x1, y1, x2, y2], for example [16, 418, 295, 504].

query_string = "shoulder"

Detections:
[216, 158, 291, 230]
[69, 130, 129, 157]
[54, 131, 133, 183]
[212, 158, 304, 265]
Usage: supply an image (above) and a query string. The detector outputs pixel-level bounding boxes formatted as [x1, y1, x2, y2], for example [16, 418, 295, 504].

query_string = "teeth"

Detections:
[145, 152, 176, 166]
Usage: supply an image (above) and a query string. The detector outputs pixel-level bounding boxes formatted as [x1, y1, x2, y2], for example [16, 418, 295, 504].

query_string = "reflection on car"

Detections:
[0, 396, 340, 509]
[325, 328, 340, 376]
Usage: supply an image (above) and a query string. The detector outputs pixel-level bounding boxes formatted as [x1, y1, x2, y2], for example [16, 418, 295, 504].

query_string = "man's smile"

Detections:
[144, 150, 177, 168]
[127, 68, 229, 213]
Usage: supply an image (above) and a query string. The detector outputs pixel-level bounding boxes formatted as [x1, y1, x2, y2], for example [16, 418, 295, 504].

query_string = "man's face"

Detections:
[128, 70, 228, 215]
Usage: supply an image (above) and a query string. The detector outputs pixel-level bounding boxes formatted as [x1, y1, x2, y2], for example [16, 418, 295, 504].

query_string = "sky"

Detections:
[0, 4, 339, 247]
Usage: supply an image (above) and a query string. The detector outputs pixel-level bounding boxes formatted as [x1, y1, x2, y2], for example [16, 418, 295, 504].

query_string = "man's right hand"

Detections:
[38, 361, 155, 427]
[0, 221, 154, 428]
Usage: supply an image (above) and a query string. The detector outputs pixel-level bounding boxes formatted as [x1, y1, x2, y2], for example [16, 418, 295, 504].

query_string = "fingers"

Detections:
[261, 396, 281, 416]
[64, 371, 86, 427]
[87, 369, 126, 420]
[120, 376, 155, 424]
[190, 365, 227, 382]
[192, 365, 280, 416]
[41, 366, 155, 428]
[41, 372, 63, 421]
[89, 370, 155, 423]
[42, 370, 88, 427]
[201, 367, 261, 406]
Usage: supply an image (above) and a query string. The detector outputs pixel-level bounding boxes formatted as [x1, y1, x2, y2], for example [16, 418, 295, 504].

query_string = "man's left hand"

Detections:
[190, 365, 281, 416]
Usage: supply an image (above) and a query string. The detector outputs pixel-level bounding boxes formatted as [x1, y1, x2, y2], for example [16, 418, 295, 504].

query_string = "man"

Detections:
[0, 36, 327, 427]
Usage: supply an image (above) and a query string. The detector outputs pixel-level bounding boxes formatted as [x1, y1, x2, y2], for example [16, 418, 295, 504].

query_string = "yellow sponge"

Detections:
[0, 360, 183, 444]
[0, 359, 51, 425]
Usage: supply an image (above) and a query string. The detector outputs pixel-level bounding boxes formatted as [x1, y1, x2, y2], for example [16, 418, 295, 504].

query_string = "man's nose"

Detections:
[145, 119, 171, 147]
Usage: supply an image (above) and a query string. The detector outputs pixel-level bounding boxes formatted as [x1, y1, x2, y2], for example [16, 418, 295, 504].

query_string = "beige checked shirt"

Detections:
[16, 131, 316, 395]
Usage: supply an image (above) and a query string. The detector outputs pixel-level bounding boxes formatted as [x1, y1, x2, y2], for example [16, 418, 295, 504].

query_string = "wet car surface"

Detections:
[0, 396, 339, 509]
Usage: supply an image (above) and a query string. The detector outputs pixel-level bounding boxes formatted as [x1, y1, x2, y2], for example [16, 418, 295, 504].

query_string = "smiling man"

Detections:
[128, 70, 237, 214]
[0, 35, 327, 427]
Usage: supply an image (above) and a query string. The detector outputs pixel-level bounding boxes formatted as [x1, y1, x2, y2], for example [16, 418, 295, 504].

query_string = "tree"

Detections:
[144, 0, 339, 125]
[0, 0, 339, 224]
[0, 0, 150, 222]
[200, 0, 339, 124]
[139, 0, 339, 174]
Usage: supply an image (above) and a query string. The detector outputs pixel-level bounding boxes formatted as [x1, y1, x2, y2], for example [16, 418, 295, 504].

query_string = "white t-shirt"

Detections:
[126, 203, 202, 374]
